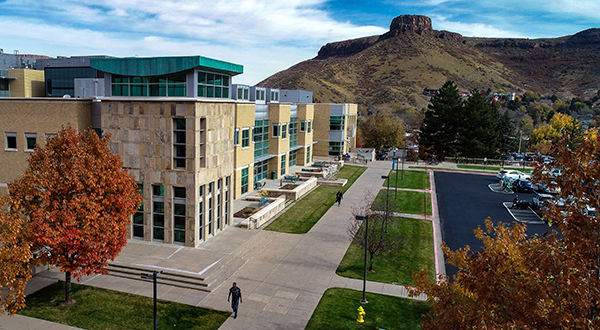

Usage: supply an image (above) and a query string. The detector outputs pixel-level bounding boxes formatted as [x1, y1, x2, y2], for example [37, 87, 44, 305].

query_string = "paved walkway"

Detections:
[0, 160, 443, 330]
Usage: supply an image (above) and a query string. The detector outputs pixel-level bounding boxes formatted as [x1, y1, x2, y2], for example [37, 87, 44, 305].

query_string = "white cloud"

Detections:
[430, 14, 527, 38]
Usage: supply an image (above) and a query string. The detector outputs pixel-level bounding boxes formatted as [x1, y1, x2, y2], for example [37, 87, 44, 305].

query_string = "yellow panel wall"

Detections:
[8, 69, 45, 97]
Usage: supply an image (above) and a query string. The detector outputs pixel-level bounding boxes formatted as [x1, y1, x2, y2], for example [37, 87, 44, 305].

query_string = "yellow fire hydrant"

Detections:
[357, 306, 366, 323]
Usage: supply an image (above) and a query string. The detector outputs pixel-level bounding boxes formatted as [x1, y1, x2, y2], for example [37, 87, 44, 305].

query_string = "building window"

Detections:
[112, 74, 186, 97]
[132, 184, 144, 238]
[241, 128, 250, 148]
[234, 128, 240, 146]
[237, 86, 250, 101]
[225, 177, 230, 226]
[208, 182, 214, 236]
[329, 142, 343, 156]
[289, 150, 297, 167]
[241, 168, 249, 194]
[198, 71, 230, 99]
[254, 159, 268, 182]
[308, 120, 312, 133]
[152, 185, 165, 241]
[282, 123, 287, 139]
[198, 185, 204, 242]
[306, 146, 311, 164]
[255, 89, 265, 101]
[330, 116, 344, 131]
[5, 132, 17, 150]
[253, 120, 269, 158]
[281, 155, 286, 175]
[289, 118, 297, 148]
[173, 118, 186, 169]
[24, 133, 37, 151]
[270, 90, 279, 102]
[216, 179, 222, 230]
[173, 187, 186, 243]
[273, 123, 280, 138]
[300, 120, 306, 132]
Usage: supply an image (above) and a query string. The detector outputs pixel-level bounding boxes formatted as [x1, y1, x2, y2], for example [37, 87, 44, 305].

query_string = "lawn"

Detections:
[372, 190, 432, 216]
[336, 217, 435, 285]
[384, 170, 430, 190]
[18, 282, 229, 330]
[305, 288, 430, 330]
[265, 165, 367, 234]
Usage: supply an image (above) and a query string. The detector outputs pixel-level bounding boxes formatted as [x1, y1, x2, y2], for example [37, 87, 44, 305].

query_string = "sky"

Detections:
[1, 0, 599, 85]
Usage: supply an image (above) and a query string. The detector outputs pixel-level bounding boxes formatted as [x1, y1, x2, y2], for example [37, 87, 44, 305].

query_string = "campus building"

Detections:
[0, 69, 45, 98]
[0, 55, 357, 246]
[313, 103, 358, 157]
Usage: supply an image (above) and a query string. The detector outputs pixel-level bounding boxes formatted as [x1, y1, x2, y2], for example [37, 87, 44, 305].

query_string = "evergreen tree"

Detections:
[497, 111, 518, 153]
[457, 90, 499, 158]
[419, 81, 462, 161]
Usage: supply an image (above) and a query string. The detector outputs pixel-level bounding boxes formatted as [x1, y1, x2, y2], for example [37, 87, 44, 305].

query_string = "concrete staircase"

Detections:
[105, 231, 279, 292]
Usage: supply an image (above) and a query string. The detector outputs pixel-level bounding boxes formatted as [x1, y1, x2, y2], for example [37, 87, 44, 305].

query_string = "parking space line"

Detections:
[502, 202, 546, 225]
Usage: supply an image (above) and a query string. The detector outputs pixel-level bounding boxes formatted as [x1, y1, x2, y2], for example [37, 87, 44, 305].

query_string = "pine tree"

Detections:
[457, 90, 499, 158]
[419, 81, 463, 161]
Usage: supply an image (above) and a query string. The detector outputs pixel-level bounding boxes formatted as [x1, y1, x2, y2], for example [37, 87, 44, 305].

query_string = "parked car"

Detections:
[504, 170, 531, 181]
[585, 205, 597, 217]
[532, 192, 556, 210]
[376, 152, 388, 161]
[533, 181, 561, 195]
[497, 169, 508, 180]
[514, 178, 533, 192]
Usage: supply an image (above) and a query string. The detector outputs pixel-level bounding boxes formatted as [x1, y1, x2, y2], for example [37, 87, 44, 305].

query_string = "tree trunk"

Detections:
[65, 271, 72, 304]
[368, 253, 375, 271]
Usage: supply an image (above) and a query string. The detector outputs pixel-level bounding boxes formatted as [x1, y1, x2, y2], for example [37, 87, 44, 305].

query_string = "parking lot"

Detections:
[435, 171, 554, 276]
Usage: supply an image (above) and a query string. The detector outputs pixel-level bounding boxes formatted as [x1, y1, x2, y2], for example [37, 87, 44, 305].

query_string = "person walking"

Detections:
[336, 190, 343, 206]
[227, 282, 242, 318]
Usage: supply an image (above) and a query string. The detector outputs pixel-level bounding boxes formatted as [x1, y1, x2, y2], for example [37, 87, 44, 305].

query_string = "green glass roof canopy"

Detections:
[89, 55, 243, 77]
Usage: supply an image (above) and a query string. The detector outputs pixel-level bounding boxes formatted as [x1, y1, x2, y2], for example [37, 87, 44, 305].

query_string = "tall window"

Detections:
[173, 187, 186, 243]
[198, 71, 230, 98]
[5, 132, 17, 150]
[281, 155, 286, 175]
[132, 184, 144, 238]
[254, 160, 268, 182]
[289, 150, 297, 167]
[173, 118, 186, 169]
[234, 128, 240, 146]
[216, 179, 222, 230]
[330, 116, 344, 131]
[241, 128, 250, 148]
[253, 120, 269, 158]
[152, 185, 165, 241]
[306, 146, 311, 164]
[308, 120, 312, 133]
[289, 118, 297, 147]
[272, 123, 280, 138]
[241, 168, 249, 194]
[25, 133, 37, 151]
[225, 177, 230, 226]
[198, 185, 204, 242]
[208, 182, 214, 237]
[300, 120, 306, 132]
[282, 123, 287, 139]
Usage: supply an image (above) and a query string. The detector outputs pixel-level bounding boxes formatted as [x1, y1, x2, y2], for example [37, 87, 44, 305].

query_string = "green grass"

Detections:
[305, 288, 430, 330]
[18, 282, 229, 330]
[337, 217, 435, 285]
[457, 164, 533, 173]
[265, 165, 367, 234]
[384, 170, 430, 190]
[373, 190, 432, 216]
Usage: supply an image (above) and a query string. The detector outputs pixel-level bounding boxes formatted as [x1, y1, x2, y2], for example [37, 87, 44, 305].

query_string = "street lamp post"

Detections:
[401, 148, 405, 180]
[382, 175, 390, 233]
[141, 270, 163, 330]
[394, 157, 399, 200]
[355, 214, 369, 304]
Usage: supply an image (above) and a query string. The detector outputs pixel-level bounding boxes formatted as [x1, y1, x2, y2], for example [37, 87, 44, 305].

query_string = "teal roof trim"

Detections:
[89, 56, 243, 77]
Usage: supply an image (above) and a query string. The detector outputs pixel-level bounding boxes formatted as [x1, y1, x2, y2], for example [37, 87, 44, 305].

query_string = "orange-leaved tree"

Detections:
[0, 126, 142, 311]
[410, 129, 600, 328]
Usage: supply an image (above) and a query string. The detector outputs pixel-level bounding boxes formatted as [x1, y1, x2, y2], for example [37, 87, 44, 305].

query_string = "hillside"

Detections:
[258, 15, 600, 110]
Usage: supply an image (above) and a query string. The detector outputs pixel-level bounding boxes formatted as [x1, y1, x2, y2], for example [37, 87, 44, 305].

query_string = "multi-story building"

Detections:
[313, 103, 358, 157]
[0, 69, 45, 98]
[0, 55, 356, 246]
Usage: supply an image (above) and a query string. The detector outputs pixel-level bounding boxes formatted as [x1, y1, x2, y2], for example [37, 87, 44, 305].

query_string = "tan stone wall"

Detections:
[0, 99, 92, 191]
[234, 103, 255, 169]
[8, 69, 45, 97]
[101, 99, 235, 247]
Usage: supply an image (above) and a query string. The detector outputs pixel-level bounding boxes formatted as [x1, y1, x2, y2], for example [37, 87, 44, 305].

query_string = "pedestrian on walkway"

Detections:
[228, 282, 242, 318]
[336, 190, 343, 206]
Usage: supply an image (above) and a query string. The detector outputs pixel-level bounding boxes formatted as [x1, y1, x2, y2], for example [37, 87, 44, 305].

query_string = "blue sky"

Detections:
[1, 0, 599, 85]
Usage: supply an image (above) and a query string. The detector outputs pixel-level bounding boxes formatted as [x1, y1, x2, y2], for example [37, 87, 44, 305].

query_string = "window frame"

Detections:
[241, 127, 250, 148]
[272, 123, 281, 138]
[5, 132, 17, 150]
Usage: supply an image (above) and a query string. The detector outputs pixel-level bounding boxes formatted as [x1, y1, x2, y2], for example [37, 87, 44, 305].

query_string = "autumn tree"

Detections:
[419, 81, 463, 161]
[410, 131, 600, 328]
[531, 112, 582, 148]
[0, 126, 142, 310]
[348, 192, 403, 271]
[359, 109, 405, 151]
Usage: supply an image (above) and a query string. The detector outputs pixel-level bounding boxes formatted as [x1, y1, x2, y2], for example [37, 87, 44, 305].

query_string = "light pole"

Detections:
[382, 175, 390, 233]
[141, 270, 163, 330]
[394, 157, 399, 200]
[355, 214, 368, 304]
[401, 148, 405, 180]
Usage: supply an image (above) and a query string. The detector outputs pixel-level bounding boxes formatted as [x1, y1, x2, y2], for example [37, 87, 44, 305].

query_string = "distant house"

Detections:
[459, 92, 470, 98]
[423, 88, 438, 96]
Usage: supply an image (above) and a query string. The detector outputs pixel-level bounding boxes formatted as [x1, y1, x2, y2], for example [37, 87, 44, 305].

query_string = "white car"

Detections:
[532, 193, 555, 210]
[503, 170, 531, 181]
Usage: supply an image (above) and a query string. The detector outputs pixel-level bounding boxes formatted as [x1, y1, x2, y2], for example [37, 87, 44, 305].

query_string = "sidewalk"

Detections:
[0, 161, 442, 330]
